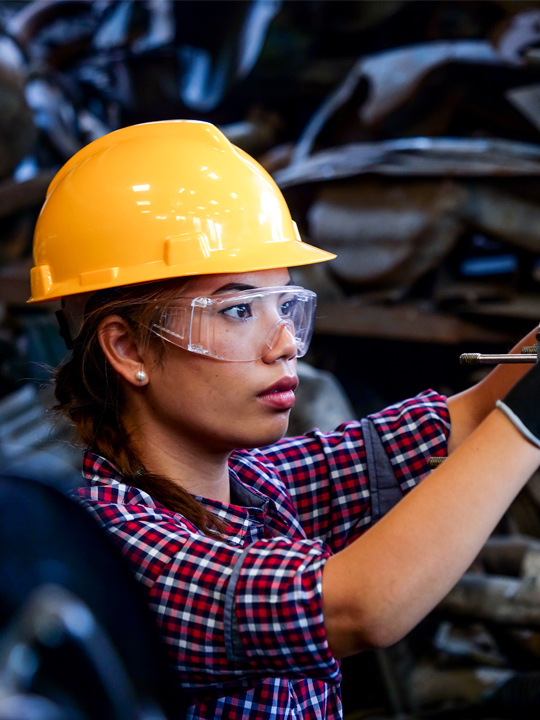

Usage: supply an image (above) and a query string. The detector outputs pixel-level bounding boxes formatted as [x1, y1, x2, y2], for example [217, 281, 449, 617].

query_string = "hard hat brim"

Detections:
[28, 238, 335, 303]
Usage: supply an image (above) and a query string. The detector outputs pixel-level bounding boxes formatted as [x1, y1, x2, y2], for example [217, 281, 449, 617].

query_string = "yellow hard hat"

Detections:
[29, 120, 335, 302]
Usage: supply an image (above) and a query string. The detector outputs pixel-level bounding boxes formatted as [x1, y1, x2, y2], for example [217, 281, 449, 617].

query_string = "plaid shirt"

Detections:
[72, 390, 450, 719]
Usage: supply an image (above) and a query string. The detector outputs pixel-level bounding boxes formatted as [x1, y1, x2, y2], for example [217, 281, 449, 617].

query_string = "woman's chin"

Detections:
[236, 417, 290, 450]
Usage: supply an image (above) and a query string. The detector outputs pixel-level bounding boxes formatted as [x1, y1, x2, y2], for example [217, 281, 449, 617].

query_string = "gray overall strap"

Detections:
[361, 417, 403, 525]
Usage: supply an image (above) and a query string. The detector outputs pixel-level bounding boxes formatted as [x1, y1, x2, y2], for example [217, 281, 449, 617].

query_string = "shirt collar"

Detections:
[229, 471, 268, 510]
[82, 450, 268, 512]
[82, 450, 123, 481]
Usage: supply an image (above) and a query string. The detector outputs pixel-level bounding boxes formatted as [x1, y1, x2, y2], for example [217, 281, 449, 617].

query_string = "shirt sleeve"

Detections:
[368, 389, 450, 491]
[254, 390, 450, 551]
[75, 501, 340, 691]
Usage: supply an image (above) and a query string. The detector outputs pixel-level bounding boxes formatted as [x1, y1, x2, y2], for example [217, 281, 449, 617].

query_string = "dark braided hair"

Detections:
[54, 279, 225, 537]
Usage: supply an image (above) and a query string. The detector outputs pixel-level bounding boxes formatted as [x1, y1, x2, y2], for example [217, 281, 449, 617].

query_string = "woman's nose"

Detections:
[261, 320, 298, 363]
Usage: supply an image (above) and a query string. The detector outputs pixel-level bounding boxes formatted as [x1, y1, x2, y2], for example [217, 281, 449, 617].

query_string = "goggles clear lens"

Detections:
[152, 286, 317, 361]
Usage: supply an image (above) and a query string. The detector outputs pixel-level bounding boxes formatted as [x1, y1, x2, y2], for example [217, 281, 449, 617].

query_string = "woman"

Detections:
[29, 120, 540, 719]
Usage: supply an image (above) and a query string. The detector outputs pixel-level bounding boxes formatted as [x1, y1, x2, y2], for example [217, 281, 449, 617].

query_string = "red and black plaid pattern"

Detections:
[74, 390, 449, 719]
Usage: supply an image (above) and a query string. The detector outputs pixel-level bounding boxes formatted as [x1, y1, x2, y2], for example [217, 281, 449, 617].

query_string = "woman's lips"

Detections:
[257, 377, 298, 410]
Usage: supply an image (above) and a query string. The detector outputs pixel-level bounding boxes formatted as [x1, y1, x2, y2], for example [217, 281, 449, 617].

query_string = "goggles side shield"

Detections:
[153, 286, 317, 361]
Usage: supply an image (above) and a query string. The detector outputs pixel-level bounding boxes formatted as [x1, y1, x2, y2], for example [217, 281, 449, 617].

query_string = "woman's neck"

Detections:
[126, 421, 232, 504]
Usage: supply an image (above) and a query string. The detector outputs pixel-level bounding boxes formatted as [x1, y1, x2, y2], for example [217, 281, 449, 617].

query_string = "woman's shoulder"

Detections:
[69, 480, 198, 533]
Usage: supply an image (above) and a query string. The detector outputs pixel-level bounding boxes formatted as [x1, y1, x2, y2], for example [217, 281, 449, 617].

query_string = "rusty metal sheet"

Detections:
[292, 40, 500, 163]
[276, 136, 540, 188]
[494, 8, 540, 64]
[463, 183, 540, 253]
[440, 572, 540, 626]
[306, 179, 465, 286]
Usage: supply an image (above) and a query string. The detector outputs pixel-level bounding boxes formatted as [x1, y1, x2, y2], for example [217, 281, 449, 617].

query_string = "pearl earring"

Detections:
[136, 370, 147, 382]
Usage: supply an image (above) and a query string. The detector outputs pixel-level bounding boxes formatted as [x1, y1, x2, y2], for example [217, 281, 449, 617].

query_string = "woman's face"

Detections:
[141, 268, 301, 454]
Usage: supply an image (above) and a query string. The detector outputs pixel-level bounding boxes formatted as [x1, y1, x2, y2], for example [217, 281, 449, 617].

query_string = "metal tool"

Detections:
[460, 344, 537, 365]
[432, 342, 539, 467]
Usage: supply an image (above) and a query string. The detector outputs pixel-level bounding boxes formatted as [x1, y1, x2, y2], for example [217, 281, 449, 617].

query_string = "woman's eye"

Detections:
[221, 303, 252, 320]
[280, 298, 297, 317]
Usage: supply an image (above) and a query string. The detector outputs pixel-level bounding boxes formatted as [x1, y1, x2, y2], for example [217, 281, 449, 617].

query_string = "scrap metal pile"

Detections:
[3, 1, 540, 718]
[276, 23, 540, 341]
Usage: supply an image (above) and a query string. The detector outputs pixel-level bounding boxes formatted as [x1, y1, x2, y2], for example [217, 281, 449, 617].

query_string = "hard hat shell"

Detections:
[29, 120, 335, 302]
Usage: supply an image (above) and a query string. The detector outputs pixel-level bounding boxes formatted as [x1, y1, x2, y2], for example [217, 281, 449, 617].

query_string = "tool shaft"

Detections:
[460, 353, 537, 365]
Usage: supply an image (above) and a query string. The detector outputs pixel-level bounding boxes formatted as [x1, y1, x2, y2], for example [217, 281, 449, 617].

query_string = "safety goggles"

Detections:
[152, 285, 317, 361]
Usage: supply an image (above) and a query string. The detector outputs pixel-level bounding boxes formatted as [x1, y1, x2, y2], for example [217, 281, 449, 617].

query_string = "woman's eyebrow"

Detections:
[212, 283, 256, 294]
[212, 279, 294, 294]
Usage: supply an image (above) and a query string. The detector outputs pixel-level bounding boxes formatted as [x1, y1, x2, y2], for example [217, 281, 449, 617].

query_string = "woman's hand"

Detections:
[447, 326, 538, 453]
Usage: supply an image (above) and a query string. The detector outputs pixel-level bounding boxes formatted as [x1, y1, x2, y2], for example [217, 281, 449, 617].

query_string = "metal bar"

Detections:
[460, 353, 537, 365]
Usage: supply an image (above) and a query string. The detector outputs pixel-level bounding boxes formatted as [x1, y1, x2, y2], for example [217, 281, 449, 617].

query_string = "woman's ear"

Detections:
[98, 316, 149, 386]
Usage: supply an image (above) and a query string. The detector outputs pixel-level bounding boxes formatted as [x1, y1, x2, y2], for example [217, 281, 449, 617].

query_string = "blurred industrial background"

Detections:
[5, 1, 540, 718]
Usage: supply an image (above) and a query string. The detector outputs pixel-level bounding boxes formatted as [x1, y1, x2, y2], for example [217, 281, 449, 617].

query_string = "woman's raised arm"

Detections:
[322, 407, 540, 658]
